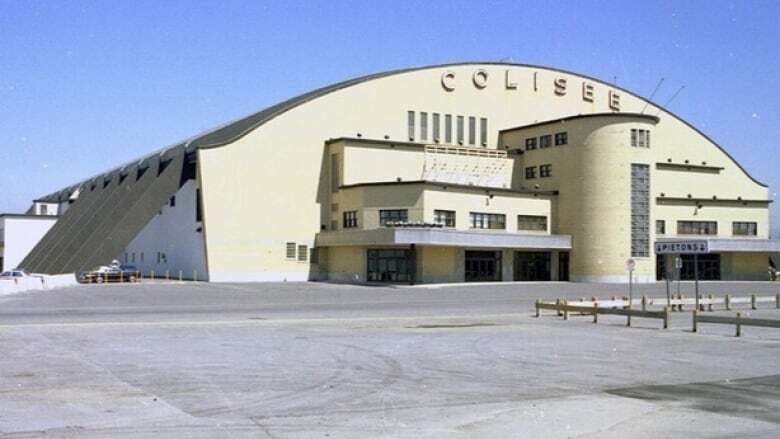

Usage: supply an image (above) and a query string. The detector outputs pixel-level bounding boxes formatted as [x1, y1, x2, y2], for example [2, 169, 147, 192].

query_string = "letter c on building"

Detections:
[472, 69, 488, 89]
[441, 71, 456, 91]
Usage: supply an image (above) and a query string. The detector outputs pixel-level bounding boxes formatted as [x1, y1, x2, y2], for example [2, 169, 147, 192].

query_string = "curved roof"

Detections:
[499, 112, 660, 133]
[37, 61, 767, 202]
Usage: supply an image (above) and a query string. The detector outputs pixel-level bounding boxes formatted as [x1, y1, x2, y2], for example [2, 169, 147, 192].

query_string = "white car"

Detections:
[0, 269, 31, 280]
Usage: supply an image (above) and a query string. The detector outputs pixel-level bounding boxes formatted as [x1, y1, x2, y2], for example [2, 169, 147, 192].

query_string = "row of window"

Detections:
[285, 242, 310, 262]
[630, 129, 651, 148]
[656, 220, 757, 236]
[123, 251, 167, 265]
[369, 209, 547, 231]
[524, 132, 568, 151]
[408, 111, 488, 146]
[525, 164, 552, 179]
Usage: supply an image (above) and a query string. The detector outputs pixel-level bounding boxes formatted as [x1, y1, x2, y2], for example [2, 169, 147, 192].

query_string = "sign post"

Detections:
[675, 256, 683, 303]
[626, 258, 636, 327]
[655, 240, 710, 314]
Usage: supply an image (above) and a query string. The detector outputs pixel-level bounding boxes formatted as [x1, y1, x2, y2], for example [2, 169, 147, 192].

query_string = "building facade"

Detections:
[15, 62, 779, 282]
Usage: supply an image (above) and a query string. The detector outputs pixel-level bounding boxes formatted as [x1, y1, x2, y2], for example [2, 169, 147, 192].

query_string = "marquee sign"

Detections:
[654, 240, 709, 254]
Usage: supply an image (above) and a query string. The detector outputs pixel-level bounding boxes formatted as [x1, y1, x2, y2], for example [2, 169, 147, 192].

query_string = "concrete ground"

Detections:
[1, 281, 779, 438]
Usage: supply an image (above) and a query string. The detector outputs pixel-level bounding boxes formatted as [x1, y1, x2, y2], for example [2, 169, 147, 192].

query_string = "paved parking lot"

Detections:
[1, 281, 779, 438]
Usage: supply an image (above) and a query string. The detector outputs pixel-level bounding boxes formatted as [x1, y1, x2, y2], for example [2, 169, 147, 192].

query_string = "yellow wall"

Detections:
[197, 63, 768, 282]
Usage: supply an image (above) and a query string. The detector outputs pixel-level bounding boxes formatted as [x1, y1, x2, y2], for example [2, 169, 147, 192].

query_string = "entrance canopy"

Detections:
[655, 238, 780, 253]
[316, 228, 572, 249]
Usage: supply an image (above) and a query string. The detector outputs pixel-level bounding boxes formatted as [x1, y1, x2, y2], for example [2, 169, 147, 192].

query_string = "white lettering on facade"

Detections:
[582, 82, 594, 102]
[554, 77, 567, 95]
[609, 90, 621, 111]
[441, 71, 456, 91]
[438, 69, 621, 110]
[472, 69, 488, 89]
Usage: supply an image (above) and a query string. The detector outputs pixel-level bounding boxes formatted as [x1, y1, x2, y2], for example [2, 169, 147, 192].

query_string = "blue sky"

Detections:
[1, 1, 778, 234]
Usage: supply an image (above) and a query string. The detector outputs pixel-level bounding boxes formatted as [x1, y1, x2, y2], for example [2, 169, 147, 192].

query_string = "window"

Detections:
[40, 204, 48, 215]
[468, 116, 476, 145]
[445, 114, 452, 143]
[420, 112, 428, 141]
[433, 113, 440, 142]
[517, 215, 547, 232]
[195, 188, 203, 222]
[539, 164, 552, 178]
[456, 116, 464, 144]
[433, 210, 456, 227]
[480, 117, 488, 146]
[379, 209, 408, 226]
[407, 111, 415, 140]
[539, 134, 552, 148]
[367, 249, 414, 282]
[677, 221, 717, 235]
[298, 245, 308, 262]
[656, 220, 666, 235]
[631, 164, 650, 257]
[330, 153, 340, 192]
[286, 242, 296, 259]
[554, 132, 568, 146]
[343, 211, 358, 228]
[732, 222, 757, 236]
[470, 212, 506, 230]
[525, 138, 537, 151]
[630, 129, 651, 148]
[525, 166, 537, 179]
[169, 195, 176, 207]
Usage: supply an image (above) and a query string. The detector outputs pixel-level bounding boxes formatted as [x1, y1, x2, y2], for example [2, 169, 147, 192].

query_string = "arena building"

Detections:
[14, 62, 780, 283]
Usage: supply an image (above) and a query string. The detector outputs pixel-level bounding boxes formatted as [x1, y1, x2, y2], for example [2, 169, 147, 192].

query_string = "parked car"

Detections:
[79, 265, 141, 283]
[0, 269, 31, 280]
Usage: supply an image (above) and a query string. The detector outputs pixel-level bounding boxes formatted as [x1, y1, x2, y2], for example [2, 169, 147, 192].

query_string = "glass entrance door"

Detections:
[680, 254, 721, 280]
[514, 252, 552, 281]
[465, 251, 502, 282]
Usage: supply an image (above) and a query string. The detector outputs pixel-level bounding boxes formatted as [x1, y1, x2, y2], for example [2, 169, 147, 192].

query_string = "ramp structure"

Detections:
[21, 147, 185, 274]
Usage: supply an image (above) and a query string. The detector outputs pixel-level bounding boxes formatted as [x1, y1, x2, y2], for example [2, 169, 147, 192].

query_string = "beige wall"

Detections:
[722, 252, 769, 281]
[331, 182, 552, 233]
[197, 63, 768, 282]
[502, 114, 769, 282]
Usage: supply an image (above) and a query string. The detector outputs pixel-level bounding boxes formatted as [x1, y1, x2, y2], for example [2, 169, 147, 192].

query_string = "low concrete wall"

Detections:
[0, 274, 77, 296]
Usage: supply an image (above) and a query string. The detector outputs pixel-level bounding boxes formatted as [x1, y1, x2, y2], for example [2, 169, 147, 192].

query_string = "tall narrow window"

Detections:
[631, 164, 650, 257]
[480, 117, 488, 146]
[195, 188, 203, 222]
[420, 112, 428, 141]
[468, 116, 476, 145]
[656, 220, 666, 235]
[445, 114, 452, 143]
[297, 245, 308, 262]
[407, 111, 415, 141]
[432, 113, 440, 142]
[456, 116, 464, 144]
[330, 153, 340, 192]
[343, 211, 358, 228]
[286, 242, 297, 259]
